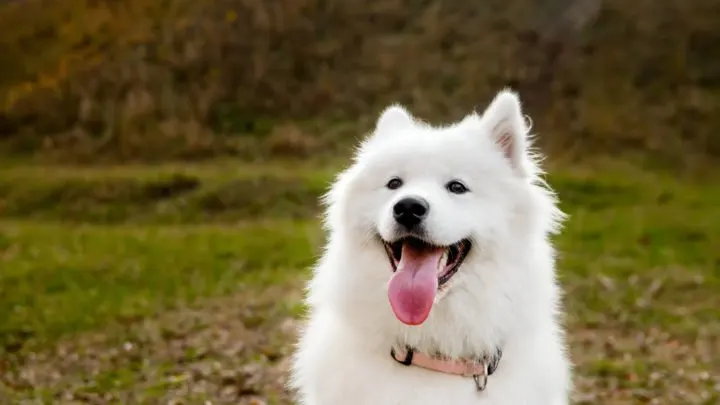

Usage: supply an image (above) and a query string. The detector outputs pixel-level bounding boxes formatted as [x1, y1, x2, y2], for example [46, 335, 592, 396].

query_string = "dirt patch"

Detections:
[569, 326, 719, 404]
[2, 290, 718, 404]
[1, 284, 304, 404]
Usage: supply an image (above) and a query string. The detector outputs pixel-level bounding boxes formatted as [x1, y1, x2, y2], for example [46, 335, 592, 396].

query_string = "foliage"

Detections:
[0, 0, 719, 162]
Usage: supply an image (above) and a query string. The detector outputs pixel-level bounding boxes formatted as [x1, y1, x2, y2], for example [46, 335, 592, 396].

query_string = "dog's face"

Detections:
[325, 90, 560, 330]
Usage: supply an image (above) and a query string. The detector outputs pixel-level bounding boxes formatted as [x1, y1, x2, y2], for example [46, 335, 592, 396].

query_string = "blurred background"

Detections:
[0, 0, 717, 403]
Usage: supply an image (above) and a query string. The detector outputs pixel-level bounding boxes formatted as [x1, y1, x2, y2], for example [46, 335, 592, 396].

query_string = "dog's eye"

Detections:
[446, 180, 469, 194]
[386, 177, 403, 190]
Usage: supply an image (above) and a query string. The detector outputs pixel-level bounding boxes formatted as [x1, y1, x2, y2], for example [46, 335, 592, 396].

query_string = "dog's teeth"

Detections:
[438, 250, 448, 272]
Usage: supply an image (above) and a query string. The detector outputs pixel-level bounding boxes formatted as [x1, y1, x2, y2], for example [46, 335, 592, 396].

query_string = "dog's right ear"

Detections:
[375, 104, 414, 133]
[359, 104, 414, 152]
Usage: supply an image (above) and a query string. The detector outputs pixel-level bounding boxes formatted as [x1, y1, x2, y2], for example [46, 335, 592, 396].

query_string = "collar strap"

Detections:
[390, 346, 502, 391]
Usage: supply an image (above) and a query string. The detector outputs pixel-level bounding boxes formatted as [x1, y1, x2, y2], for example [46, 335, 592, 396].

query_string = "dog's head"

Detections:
[322, 90, 563, 343]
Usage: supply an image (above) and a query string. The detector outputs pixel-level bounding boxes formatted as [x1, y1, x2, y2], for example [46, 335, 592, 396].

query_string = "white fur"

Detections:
[290, 90, 572, 405]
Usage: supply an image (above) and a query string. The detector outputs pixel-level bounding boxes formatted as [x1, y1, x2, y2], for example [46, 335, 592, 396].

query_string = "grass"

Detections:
[0, 221, 318, 353]
[0, 159, 718, 404]
[0, 160, 338, 223]
[2, 1, 718, 402]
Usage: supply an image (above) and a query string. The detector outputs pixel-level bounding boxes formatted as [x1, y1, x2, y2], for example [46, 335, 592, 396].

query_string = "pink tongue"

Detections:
[387, 243, 443, 325]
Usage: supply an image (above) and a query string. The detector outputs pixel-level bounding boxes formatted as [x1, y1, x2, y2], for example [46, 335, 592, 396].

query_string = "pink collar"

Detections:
[390, 347, 502, 392]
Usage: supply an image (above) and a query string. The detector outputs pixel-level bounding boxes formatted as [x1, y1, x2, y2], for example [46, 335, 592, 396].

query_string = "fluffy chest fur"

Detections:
[293, 316, 568, 405]
[290, 252, 570, 405]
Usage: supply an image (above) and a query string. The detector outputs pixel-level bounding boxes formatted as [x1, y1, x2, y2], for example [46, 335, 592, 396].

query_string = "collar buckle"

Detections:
[472, 361, 490, 392]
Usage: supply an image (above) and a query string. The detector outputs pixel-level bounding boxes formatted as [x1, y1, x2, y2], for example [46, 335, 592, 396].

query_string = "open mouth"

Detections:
[383, 236, 472, 325]
[383, 237, 471, 288]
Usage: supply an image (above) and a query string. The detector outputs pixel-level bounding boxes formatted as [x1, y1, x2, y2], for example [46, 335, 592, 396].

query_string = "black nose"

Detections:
[393, 197, 429, 229]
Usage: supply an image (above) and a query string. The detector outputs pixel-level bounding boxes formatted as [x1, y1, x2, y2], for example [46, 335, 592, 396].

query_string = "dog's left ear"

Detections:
[481, 90, 531, 177]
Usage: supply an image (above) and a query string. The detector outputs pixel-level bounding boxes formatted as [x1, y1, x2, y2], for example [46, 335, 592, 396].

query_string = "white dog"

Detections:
[290, 90, 572, 405]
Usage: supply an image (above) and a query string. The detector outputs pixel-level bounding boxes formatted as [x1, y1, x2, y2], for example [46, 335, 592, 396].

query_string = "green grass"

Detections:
[0, 221, 319, 353]
[0, 160, 718, 403]
[0, 160, 340, 223]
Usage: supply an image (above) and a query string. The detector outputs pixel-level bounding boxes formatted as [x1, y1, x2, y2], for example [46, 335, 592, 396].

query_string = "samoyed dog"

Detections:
[290, 90, 571, 405]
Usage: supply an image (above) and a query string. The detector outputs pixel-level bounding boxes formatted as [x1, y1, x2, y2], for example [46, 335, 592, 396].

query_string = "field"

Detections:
[0, 157, 718, 404]
[1, 0, 719, 403]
